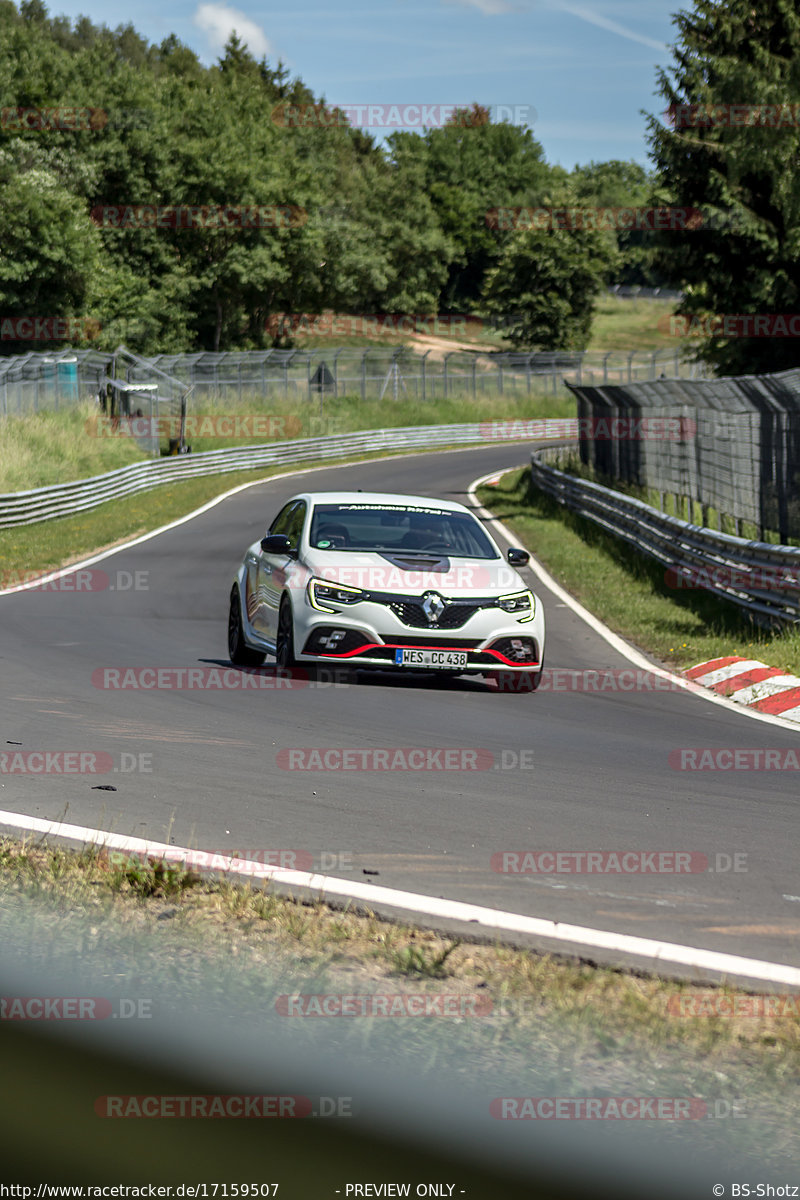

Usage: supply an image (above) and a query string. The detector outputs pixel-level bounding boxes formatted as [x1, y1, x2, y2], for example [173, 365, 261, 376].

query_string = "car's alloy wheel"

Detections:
[276, 597, 297, 670]
[228, 586, 266, 667]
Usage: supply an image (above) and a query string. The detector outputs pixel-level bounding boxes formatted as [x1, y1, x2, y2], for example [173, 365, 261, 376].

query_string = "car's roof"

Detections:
[292, 491, 471, 513]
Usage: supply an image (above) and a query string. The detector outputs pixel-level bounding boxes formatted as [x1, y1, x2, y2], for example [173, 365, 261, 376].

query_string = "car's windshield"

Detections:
[309, 502, 499, 558]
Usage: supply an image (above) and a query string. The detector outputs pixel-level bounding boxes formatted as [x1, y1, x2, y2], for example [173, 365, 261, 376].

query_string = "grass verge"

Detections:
[0, 449, 443, 582]
[477, 467, 800, 676]
[1, 391, 574, 493]
[0, 832, 797, 1164]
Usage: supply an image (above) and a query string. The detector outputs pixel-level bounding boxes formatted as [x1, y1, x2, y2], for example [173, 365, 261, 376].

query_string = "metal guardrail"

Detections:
[0, 422, 577, 529]
[531, 448, 800, 625]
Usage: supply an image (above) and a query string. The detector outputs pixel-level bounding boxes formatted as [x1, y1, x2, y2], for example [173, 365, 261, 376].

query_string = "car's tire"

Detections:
[489, 658, 544, 693]
[228, 586, 266, 667]
[276, 596, 297, 670]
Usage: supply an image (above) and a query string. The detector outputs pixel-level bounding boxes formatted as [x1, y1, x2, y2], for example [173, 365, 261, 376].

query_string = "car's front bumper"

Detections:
[294, 598, 543, 673]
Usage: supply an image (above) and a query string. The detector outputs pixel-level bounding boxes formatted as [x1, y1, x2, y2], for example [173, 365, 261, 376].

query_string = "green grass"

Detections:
[587, 294, 686, 353]
[0, 453, 420, 582]
[1, 389, 575, 494]
[478, 466, 800, 676]
[0, 400, 149, 492]
[1, 832, 798, 1168]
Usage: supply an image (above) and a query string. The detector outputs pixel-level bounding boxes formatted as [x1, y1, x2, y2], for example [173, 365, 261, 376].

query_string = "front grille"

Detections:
[388, 601, 480, 629]
[381, 635, 481, 648]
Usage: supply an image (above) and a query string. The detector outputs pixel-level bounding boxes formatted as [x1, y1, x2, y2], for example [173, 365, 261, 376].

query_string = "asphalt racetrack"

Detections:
[2, 444, 799, 982]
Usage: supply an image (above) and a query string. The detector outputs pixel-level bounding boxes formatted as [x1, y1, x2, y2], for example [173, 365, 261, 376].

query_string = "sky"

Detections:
[48, 0, 678, 168]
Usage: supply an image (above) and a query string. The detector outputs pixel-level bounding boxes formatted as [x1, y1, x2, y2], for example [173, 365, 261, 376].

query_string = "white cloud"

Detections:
[558, 3, 667, 52]
[193, 3, 272, 59]
[444, 0, 516, 13]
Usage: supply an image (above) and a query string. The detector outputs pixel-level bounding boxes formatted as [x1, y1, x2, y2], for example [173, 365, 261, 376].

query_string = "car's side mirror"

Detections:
[260, 533, 297, 557]
[507, 547, 529, 566]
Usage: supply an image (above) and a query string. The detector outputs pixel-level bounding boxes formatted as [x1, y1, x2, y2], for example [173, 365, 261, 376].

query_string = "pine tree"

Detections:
[646, 0, 800, 374]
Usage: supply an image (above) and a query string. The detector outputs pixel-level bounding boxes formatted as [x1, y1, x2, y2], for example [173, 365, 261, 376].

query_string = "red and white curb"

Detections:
[685, 656, 800, 722]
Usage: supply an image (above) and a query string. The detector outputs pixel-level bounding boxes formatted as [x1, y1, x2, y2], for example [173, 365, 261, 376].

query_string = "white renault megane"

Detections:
[227, 491, 545, 688]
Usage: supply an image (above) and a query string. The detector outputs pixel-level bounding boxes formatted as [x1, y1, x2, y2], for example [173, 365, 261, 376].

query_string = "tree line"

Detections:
[2, 0, 795, 373]
[0, 0, 661, 355]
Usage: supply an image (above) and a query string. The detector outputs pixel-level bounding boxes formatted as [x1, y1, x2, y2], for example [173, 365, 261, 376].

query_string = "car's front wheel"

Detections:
[489, 660, 544, 693]
[276, 596, 297, 670]
[228, 586, 266, 667]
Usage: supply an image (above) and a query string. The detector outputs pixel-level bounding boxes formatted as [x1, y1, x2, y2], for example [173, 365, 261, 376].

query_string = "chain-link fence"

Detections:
[569, 370, 800, 541]
[0, 345, 708, 417]
[0, 347, 192, 455]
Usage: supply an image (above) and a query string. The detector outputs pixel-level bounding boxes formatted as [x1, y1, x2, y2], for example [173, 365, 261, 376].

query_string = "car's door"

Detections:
[250, 501, 294, 639]
[258, 500, 307, 644]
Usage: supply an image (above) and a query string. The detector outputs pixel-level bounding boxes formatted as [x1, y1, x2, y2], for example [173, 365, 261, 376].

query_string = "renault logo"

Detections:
[421, 592, 446, 624]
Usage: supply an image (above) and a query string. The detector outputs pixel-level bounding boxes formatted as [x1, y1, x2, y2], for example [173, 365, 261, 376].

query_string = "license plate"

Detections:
[394, 649, 469, 669]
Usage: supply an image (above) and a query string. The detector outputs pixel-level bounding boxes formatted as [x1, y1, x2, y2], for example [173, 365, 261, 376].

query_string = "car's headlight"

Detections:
[308, 578, 365, 612]
[497, 590, 535, 621]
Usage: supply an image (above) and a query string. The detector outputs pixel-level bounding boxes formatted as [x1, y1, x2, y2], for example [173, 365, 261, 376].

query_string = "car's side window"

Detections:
[285, 502, 307, 548]
[269, 502, 296, 536]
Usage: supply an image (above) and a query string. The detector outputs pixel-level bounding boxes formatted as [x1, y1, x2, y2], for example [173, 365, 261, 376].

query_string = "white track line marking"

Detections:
[468, 468, 800, 734]
[1, 808, 798, 987]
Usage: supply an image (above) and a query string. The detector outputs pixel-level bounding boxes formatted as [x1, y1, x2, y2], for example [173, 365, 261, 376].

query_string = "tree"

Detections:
[646, 0, 800, 374]
[388, 114, 552, 313]
[569, 160, 663, 286]
[0, 154, 102, 352]
[482, 224, 617, 350]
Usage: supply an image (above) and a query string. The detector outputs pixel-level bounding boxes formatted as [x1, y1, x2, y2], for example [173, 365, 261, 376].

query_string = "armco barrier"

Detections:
[531, 448, 800, 625]
[0, 422, 576, 529]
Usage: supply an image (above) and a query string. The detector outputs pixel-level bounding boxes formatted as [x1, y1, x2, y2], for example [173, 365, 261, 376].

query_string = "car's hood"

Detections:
[301, 549, 527, 597]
